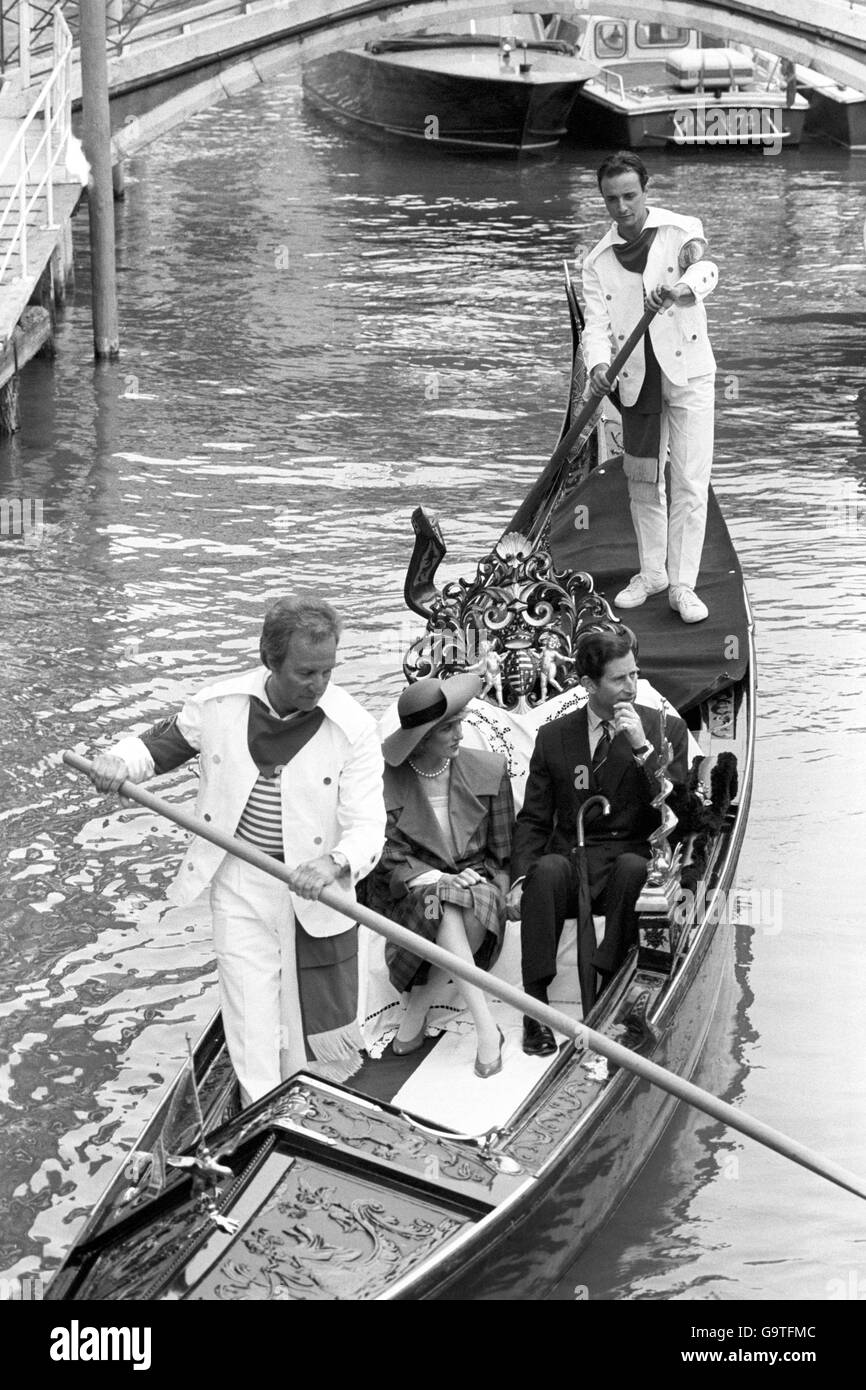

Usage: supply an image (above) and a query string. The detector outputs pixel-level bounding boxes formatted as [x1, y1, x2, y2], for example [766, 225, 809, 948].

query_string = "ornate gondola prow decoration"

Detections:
[162, 1036, 238, 1233]
[402, 525, 617, 711]
[404, 506, 447, 619]
[636, 698, 684, 975]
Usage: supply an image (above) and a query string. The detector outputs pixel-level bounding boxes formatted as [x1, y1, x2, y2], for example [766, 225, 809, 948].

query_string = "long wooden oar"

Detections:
[510, 297, 664, 539]
[63, 750, 866, 1203]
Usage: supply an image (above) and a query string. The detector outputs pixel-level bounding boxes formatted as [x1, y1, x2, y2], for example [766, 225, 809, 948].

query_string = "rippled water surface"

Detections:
[1, 77, 865, 1296]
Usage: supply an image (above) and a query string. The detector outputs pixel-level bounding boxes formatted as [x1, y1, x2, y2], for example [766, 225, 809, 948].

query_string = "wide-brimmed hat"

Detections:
[382, 672, 483, 767]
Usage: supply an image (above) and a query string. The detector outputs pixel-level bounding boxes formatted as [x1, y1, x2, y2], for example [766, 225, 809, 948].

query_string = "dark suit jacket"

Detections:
[511, 703, 689, 883]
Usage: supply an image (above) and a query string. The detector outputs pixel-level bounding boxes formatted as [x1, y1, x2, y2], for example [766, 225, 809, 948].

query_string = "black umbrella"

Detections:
[575, 794, 611, 1016]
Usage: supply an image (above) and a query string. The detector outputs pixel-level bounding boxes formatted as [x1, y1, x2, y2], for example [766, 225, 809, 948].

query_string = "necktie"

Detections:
[591, 720, 612, 784]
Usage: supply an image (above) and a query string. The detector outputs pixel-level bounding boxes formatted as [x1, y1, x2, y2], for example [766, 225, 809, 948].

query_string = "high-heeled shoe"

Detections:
[474, 1027, 505, 1080]
[392, 1018, 428, 1056]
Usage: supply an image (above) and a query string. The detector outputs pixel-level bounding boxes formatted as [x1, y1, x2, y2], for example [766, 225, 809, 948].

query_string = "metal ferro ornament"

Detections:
[646, 697, 679, 887]
[402, 528, 615, 712]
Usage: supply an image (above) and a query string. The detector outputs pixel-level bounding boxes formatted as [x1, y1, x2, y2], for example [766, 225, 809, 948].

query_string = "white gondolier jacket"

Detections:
[110, 668, 385, 935]
[581, 206, 718, 407]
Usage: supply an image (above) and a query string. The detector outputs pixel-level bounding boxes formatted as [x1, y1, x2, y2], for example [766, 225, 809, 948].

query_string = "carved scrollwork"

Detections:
[216, 1084, 502, 1197]
[506, 1064, 601, 1170]
[403, 529, 617, 712]
[197, 1162, 465, 1301]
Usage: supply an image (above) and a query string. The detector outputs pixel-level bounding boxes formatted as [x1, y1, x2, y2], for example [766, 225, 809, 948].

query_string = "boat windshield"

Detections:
[414, 15, 545, 44]
[634, 23, 691, 50]
[594, 20, 627, 60]
[590, 19, 701, 63]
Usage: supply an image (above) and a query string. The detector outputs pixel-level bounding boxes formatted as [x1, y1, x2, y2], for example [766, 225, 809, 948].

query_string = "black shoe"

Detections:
[522, 1016, 557, 1057]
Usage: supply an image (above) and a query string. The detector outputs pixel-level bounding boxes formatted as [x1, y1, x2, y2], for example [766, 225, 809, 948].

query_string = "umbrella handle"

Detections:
[576, 794, 610, 849]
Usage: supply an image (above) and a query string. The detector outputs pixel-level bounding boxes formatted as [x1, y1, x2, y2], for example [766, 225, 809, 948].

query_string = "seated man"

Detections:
[507, 626, 689, 1056]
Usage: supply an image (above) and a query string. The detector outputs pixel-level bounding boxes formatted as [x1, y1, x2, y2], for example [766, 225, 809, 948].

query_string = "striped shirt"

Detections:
[235, 770, 284, 856]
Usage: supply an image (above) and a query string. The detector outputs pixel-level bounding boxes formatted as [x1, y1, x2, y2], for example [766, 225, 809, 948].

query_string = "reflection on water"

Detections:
[1, 77, 865, 1293]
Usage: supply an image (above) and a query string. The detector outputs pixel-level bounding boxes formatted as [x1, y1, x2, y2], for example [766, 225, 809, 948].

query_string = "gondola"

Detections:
[46, 273, 754, 1302]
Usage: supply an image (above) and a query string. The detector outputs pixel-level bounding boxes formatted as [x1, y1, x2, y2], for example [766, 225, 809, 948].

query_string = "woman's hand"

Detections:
[447, 868, 484, 890]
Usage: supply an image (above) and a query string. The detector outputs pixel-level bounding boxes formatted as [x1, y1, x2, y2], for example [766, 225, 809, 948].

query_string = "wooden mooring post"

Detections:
[80, 0, 119, 358]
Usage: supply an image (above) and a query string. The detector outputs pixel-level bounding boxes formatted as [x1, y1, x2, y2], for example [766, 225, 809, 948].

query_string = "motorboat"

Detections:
[547, 13, 808, 151]
[301, 16, 599, 154]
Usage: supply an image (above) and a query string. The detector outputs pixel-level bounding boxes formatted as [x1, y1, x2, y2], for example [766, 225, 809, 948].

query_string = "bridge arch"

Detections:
[104, 0, 866, 159]
[198, 0, 866, 90]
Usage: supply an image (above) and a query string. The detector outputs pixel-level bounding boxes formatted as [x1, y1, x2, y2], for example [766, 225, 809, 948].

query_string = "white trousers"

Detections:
[628, 371, 715, 590]
[209, 855, 308, 1106]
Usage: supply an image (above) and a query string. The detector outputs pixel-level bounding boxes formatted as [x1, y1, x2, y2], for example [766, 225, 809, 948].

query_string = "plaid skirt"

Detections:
[365, 870, 506, 994]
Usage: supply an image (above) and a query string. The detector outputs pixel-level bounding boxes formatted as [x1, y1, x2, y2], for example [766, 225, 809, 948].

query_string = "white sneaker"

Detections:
[669, 586, 708, 623]
[615, 574, 668, 608]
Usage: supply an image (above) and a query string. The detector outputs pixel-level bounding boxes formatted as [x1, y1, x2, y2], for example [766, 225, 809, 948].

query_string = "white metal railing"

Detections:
[598, 67, 626, 103]
[0, 7, 72, 287]
[13, 1, 257, 84]
[0, 1, 57, 82]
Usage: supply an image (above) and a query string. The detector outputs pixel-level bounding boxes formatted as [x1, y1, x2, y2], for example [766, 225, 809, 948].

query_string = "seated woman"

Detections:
[366, 672, 514, 1079]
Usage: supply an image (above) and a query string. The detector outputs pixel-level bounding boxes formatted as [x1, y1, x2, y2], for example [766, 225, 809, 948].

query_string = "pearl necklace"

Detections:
[408, 757, 451, 779]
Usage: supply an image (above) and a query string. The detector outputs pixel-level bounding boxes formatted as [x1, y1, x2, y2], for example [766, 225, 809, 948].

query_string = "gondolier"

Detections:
[582, 151, 718, 623]
[86, 597, 385, 1105]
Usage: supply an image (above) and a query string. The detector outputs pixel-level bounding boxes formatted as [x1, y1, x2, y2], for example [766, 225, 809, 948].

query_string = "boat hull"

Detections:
[803, 87, 866, 150]
[413, 888, 736, 1295]
[302, 48, 589, 153]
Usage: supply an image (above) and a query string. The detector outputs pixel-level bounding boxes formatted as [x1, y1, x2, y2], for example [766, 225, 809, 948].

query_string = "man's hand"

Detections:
[89, 754, 131, 794]
[287, 854, 343, 901]
[648, 282, 694, 310]
[506, 882, 523, 921]
[588, 363, 613, 397]
[612, 701, 650, 750]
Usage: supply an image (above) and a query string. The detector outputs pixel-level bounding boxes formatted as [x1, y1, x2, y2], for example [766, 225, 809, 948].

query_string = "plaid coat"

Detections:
[363, 748, 514, 993]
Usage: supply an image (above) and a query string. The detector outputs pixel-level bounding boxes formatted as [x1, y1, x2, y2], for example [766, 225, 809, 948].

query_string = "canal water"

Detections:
[1, 74, 865, 1300]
